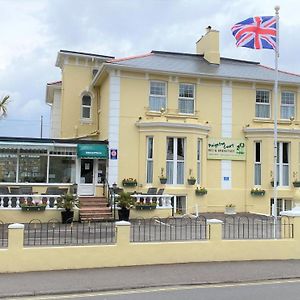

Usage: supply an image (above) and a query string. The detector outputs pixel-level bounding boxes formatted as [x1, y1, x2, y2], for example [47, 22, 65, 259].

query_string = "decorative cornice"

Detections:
[135, 121, 211, 132]
[244, 127, 300, 137]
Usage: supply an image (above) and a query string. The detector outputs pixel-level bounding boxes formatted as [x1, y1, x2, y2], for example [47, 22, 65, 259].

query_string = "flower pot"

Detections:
[118, 207, 130, 221]
[195, 190, 207, 196]
[21, 205, 46, 211]
[187, 178, 196, 185]
[159, 178, 167, 184]
[225, 207, 236, 215]
[293, 181, 300, 187]
[122, 182, 137, 187]
[61, 210, 74, 224]
[135, 205, 157, 210]
[251, 191, 265, 196]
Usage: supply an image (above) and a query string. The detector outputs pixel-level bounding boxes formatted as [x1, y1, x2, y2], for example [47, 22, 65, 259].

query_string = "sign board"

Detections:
[207, 138, 246, 160]
[77, 144, 108, 158]
[110, 149, 118, 160]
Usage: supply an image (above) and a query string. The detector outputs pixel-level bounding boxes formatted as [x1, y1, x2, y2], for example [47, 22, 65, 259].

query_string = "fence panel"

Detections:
[24, 219, 116, 246]
[223, 216, 293, 240]
[0, 221, 8, 248]
[130, 216, 207, 242]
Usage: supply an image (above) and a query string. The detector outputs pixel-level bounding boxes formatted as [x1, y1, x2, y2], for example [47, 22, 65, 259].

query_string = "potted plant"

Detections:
[225, 204, 236, 215]
[187, 169, 196, 185]
[117, 192, 134, 221]
[250, 187, 265, 196]
[292, 172, 300, 187]
[159, 168, 167, 184]
[20, 199, 46, 211]
[195, 186, 207, 196]
[122, 178, 137, 187]
[135, 202, 157, 210]
[56, 193, 79, 223]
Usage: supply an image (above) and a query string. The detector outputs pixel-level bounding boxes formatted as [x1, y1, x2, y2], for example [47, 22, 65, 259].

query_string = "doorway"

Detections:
[78, 159, 94, 196]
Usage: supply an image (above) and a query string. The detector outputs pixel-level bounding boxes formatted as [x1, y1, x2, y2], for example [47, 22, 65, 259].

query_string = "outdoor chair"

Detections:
[157, 188, 164, 206]
[143, 187, 157, 203]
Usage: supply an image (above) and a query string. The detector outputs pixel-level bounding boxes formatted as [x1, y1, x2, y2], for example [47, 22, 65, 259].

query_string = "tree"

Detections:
[0, 95, 9, 118]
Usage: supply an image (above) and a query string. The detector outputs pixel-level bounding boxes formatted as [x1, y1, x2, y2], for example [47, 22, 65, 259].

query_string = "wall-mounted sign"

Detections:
[77, 144, 108, 158]
[110, 149, 118, 160]
[208, 138, 246, 160]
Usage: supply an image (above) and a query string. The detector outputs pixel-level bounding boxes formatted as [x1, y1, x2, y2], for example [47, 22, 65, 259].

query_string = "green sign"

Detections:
[207, 138, 246, 160]
[77, 144, 108, 158]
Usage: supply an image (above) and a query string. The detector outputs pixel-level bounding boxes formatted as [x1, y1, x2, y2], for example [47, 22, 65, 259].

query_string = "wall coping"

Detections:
[8, 223, 25, 229]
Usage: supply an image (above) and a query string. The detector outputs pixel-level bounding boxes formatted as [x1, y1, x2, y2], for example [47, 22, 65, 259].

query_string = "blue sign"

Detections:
[224, 177, 230, 181]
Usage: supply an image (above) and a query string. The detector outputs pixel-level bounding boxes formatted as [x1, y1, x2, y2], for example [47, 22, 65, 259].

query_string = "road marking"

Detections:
[8, 278, 300, 299]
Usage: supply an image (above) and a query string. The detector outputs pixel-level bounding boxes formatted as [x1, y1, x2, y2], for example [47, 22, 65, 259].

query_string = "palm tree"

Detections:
[0, 95, 9, 118]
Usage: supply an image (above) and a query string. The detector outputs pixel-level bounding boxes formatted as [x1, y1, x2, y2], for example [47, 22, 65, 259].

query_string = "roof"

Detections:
[106, 50, 300, 84]
[0, 136, 108, 145]
[60, 50, 114, 60]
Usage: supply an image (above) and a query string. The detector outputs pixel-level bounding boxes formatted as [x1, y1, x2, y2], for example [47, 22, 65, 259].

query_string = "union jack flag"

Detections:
[231, 16, 277, 50]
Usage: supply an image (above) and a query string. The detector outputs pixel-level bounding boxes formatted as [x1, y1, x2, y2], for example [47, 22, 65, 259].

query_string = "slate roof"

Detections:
[107, 50, 300, 84]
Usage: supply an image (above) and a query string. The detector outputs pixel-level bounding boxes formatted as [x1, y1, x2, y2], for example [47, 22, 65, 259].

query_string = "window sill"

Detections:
[253, 118, 294, 125]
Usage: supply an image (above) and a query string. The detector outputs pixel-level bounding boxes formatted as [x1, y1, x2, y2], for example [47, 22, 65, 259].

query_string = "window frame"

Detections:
[280, 91, 296, 120]
[178, 83, 195, 114]
[146, 136, 154, 184]
[149, 80, 167, 112]
[81, 94, 92, 122]
[254, 141, 261, 186]
[255, 90, 271, 119]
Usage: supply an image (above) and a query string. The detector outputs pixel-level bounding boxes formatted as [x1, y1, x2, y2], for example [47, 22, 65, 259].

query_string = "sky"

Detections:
[0, 0, 299, 138]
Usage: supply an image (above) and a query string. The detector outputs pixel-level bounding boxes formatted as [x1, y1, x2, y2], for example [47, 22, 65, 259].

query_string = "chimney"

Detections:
[196, 26, 220, 65]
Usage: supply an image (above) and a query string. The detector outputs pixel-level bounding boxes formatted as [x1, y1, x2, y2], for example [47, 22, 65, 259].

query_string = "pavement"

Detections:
[1, 260, 300, 298]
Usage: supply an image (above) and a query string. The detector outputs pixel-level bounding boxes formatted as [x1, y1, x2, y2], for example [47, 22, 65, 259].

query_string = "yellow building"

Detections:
[46, 28, 300, 216]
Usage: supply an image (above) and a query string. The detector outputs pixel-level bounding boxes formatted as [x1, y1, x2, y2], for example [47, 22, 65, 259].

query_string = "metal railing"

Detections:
[222, 216, 294, 240]
[130, 216, 207, 242]
[24, 219, 116, 246]
[0, 220, 8, 248]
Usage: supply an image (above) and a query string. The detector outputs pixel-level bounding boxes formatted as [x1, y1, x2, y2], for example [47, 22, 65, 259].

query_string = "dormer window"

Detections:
[81, 94, 92, 120]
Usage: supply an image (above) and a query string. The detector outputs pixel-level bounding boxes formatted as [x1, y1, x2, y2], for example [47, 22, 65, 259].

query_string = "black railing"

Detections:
[0, 221, 8, 248]
[131, 216, 207, 242]
[223, 216, 293, 239]
[24, 219, 116, 246]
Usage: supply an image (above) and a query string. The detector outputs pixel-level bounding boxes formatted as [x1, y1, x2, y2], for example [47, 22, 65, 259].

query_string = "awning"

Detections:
[77, 144, 108, 158]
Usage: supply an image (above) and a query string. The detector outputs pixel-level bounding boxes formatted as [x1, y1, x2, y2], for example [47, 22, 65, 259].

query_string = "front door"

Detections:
[79, 159, 94, 196]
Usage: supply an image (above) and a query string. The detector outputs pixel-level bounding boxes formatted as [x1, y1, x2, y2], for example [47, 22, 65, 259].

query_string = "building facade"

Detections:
[46, 28, 300, 215]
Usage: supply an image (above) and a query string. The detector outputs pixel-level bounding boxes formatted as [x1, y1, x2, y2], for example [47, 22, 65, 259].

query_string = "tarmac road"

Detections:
[2, 260, 300, 299]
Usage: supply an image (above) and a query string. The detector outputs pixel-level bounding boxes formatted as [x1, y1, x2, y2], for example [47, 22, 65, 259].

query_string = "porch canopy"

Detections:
[77, 144, 108, 158]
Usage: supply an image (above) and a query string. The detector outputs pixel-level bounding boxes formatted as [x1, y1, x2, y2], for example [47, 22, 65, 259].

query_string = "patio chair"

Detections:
[143, 187, 157, 203]
[20, 186, 33, 195]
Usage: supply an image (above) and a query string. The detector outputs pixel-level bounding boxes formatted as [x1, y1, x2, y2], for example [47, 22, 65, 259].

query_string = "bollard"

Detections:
[115, 221, 131, 246]
[8, 223, 24, 251]
[207, 219, 223, 241]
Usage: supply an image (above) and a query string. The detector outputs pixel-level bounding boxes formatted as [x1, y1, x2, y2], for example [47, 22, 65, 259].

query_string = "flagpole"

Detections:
[273, 5, 280, 238]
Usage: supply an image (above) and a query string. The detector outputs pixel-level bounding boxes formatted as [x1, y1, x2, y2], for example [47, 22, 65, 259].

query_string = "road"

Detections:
[8, 279, 300, 300]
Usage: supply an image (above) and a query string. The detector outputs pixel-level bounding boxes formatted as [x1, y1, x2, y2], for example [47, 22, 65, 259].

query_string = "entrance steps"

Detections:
[79, 196, 112, 222]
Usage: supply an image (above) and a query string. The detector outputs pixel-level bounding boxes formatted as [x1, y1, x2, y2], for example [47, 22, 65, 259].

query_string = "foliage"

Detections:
[159, 168, 167, 179]
[0, 95, 9, 118]
[117, 192, 135, 209]
[122, 178, 137, 186]
[56, 193, 79, 211]
[226, 204, 235, 208]
[195, 186, 207, 194]
[250, 187, 265, 195]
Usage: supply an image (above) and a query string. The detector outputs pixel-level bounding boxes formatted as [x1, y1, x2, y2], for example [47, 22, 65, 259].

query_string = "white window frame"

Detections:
[254, 141, 261, 186]
[256, 90, 271, 119]
[280, 91, 295, 120]
[276, 142, 290, 187]
[178, 83, 195, 114]
[81, 94, 92, 122]
[146, 137, 154, 184]
[197, 139, 201, 185]
[149, 81, 167, 112]
[166, 137, 185, 185]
